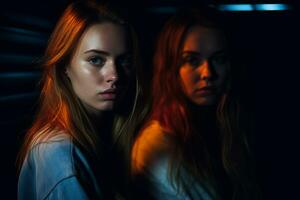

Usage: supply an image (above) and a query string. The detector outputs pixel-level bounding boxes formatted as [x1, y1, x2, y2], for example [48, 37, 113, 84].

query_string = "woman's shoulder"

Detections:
[18, 129, 104, 200]
[136, 120, 169, 141]
[132, 120, 173, 173]
[133, 120, 171, 151]
[131, 122, 215, 200]
[18, 130, 87, 199]
[26, 130, 76, 176]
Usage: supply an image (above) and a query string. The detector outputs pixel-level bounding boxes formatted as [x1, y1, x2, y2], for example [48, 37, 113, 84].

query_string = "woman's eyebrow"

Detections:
[182, 50, 199, 54]
[181, 51, 201, 56]
[182, 49, 226, 56]
[84, 49, 110, 55]
[84, 49, 131, 57]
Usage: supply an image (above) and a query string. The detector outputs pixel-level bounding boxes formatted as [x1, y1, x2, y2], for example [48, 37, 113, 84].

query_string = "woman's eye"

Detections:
[183, 56, 203, 67]
[88, 56, 105, 66]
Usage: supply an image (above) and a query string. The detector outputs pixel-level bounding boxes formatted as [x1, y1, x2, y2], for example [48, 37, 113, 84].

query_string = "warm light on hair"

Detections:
[17, 1, 142, 184]
[145, 7, 260, 200]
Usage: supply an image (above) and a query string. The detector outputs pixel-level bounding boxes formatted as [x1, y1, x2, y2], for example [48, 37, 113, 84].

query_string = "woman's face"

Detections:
[67, 22, 133, 113]
[179, 25, 229, 106]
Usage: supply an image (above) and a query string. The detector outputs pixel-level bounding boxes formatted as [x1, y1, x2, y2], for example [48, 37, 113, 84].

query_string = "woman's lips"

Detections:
[194, 86, 217, 97]
[99, 89, 117, 100]
[98, 86, 127, 100]
[99, 92, 116, 100]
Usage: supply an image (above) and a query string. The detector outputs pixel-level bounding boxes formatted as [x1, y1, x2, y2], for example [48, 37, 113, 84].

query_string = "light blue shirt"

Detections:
[18, 134, 103, 200]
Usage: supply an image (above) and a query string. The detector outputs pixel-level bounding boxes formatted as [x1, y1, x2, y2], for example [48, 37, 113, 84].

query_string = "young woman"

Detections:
[131, 7, 260, 200]
[17, 1, 141, 199]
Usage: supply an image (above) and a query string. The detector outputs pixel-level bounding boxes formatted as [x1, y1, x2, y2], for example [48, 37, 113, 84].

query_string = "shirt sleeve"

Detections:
[132, 121, 188, 199]
[139, 156, 190, 200]
[18, 137, 101, 200]
[131, 121, 213, 200]
[44, 176, 89, 200]
[142, 158, 214, 200]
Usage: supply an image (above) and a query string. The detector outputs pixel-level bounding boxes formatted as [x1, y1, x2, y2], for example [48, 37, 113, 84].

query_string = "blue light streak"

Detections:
[218, 4, 254, 11]
[218, 4, 291, 12]
[255, 4, 291, 11]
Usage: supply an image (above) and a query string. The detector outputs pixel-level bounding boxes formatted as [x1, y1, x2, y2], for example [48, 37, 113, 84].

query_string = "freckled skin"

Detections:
[179, 26, 229, 106]
[67, 23, 131, 113]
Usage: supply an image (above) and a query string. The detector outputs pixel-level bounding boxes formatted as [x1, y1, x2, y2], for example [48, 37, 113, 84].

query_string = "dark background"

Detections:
[0, 0, 299, 199]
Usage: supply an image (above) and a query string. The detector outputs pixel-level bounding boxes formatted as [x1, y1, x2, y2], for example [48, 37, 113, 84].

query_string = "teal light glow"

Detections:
[255, 4, 291, 11]
[218, 4, 254, 11]
[218, 4, 291, 11]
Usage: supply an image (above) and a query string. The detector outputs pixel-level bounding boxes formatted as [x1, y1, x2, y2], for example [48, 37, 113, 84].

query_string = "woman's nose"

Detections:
[106, 61, 118, 83]
[200, 60, 212, 81]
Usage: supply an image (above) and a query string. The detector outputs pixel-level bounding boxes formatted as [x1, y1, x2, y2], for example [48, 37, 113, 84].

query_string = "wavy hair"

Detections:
[17, 2, 142, 194]
[149, 7, 260, 200]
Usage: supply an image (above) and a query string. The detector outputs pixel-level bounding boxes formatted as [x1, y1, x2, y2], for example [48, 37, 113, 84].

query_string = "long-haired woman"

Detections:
[131, 7, 260, 200]
[17, 1, 141, 199]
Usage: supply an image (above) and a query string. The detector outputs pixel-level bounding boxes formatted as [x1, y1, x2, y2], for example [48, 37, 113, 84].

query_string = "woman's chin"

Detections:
[191, 96, 217, 106]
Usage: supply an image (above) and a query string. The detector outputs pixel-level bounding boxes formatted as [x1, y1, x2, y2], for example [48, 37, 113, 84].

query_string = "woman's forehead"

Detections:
[76, 23, 129, 56]
[182, 25, 225, 54]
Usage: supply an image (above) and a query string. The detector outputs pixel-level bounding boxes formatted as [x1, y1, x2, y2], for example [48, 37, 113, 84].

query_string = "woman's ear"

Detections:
[65, 65, 70, 75]
[65, 66, 71, 79]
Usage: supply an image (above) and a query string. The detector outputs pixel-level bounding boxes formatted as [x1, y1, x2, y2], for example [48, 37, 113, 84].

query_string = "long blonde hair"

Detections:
[17, 0, 142, 183]
[149, 7, 260, 200]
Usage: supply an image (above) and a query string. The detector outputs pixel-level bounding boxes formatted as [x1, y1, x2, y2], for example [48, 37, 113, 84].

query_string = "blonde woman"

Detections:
[132, 7, 260, 200]
[17, 1, 141, 199]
